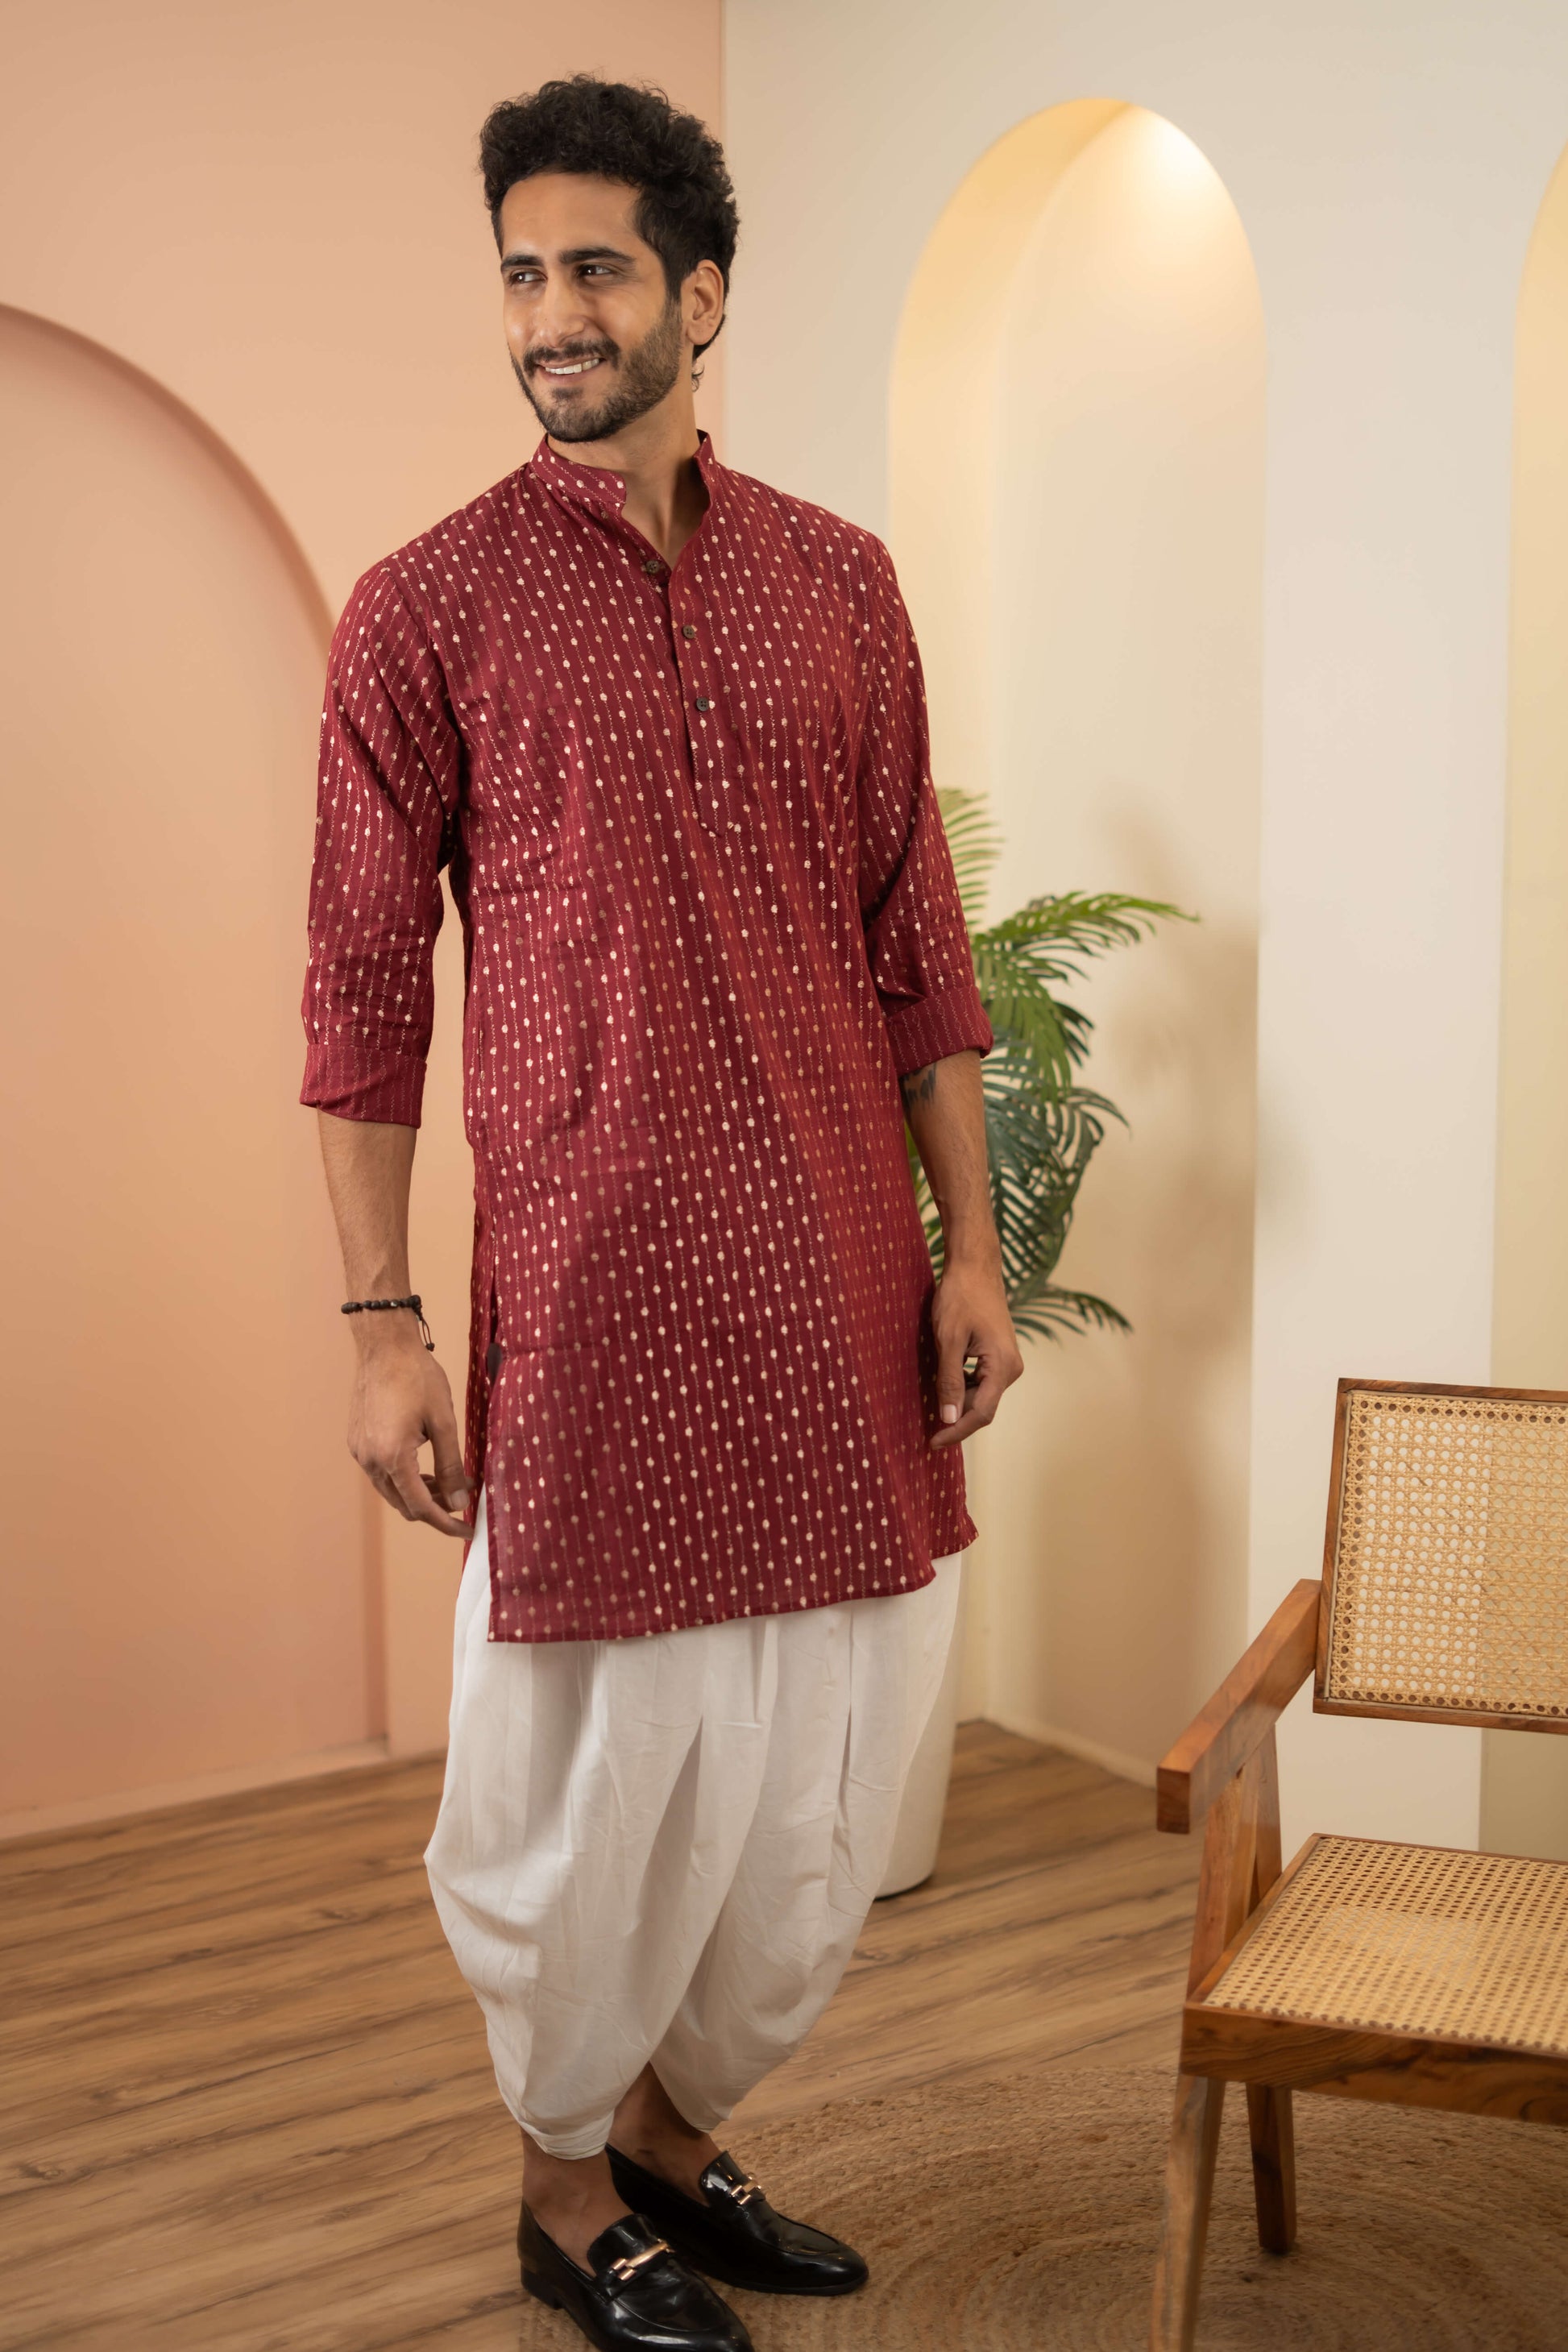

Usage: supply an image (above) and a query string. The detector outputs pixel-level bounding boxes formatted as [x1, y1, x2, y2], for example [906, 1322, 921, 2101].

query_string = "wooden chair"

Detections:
[1150, 1377, 1568, 2350]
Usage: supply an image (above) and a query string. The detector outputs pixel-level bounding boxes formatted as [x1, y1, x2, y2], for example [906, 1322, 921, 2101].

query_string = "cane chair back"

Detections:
[1317, 1380, 1568, 1731]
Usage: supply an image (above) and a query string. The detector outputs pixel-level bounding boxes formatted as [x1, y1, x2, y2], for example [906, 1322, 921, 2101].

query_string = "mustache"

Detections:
[527, 342, 617, 371]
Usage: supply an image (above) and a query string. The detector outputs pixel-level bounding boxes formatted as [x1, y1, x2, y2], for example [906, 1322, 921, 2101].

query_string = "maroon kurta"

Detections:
[301, 429, 993, 1641]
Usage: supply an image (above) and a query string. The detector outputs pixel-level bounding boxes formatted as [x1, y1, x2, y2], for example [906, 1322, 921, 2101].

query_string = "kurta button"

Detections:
[695, 696, 712, 711]
[682, 624, 697, 639]
[642, 557, 662, 575]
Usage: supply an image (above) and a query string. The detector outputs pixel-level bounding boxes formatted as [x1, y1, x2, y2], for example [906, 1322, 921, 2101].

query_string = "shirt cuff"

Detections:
[300, 1038, 426, 1126]
[882, 980, 995, 1078]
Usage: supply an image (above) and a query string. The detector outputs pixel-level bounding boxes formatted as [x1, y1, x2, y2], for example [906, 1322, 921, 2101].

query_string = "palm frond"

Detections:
[969, 945, 1082, 1085]
[971, 892, 1190, 1077]
[904, 809, 1193, 1346]
[1009, 1286, 1133, 1343]
[979, 888, 1191, 969]
[935, 786, 1002, 933]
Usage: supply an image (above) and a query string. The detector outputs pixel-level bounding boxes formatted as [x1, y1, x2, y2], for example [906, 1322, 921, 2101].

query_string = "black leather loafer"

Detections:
[518, 2201, 754, 2350]
[605, 2144, 869, 2297]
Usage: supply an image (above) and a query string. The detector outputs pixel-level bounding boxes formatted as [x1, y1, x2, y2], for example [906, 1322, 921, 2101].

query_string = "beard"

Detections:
[513, 295, 687, 443]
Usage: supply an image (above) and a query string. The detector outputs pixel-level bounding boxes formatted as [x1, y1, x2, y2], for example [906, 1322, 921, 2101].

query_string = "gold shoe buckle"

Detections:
[608, 2236, 672, 2284]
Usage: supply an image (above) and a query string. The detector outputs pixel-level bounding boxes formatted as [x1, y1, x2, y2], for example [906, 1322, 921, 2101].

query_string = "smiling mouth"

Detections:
[537, 355, 607, 380]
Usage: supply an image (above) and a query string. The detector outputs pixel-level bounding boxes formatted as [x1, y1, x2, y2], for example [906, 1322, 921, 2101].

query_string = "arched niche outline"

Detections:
[887, 104, 1267, 1775]
[0, 302, 376, 1819]
[0, 301, 334, 651]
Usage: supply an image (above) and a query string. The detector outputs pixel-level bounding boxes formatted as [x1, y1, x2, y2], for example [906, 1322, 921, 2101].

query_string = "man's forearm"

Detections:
[316, 1113, 418, 1302]
[898, 1049, 999, 1267]
[315, 1110, 470, 1534]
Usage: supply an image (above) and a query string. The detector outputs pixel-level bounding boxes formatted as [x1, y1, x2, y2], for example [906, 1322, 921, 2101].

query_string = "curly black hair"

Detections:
[478, 76, 739, 359]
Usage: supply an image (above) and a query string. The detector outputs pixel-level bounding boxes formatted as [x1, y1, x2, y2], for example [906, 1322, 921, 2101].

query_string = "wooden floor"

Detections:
[0, 1724, 1199, 2349]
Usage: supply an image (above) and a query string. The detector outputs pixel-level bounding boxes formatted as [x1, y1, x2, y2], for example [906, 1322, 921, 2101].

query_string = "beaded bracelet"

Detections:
[341, 1294, 435, 1350]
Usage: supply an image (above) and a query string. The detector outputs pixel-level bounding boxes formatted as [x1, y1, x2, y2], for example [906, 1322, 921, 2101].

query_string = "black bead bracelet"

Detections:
[341, 1294, 435, 1350]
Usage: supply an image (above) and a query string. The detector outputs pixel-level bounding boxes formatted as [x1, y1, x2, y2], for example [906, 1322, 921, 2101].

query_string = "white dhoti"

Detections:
[424, 1487, 964, 2159]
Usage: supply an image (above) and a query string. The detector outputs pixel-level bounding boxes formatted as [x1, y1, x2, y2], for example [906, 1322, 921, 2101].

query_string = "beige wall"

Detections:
[890, 106, 1263, 1773]
[1484, 141, 1568, 1861]
[726, 0, 1568, 1854]
[2, 2, 723, 1827]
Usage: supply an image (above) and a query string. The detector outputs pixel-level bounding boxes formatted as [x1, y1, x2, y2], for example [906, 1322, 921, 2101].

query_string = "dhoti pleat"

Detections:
[424, 1487, 963, 2157]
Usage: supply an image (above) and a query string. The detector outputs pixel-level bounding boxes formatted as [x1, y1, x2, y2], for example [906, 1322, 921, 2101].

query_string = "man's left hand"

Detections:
[928, 1254, 1025, 1450]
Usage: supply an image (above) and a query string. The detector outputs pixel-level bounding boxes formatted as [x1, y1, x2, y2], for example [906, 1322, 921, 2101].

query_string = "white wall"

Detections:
[985, 109, 1262, 1773]
[725, 0, 1568, 1853]
[890, 105, 1264, 1778]
[1484, 143, 1568, 1861]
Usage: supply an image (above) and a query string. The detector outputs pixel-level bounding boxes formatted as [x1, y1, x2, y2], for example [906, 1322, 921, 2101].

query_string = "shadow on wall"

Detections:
[0, 306, 378, 1821]
[891, 105, 1264, 1773]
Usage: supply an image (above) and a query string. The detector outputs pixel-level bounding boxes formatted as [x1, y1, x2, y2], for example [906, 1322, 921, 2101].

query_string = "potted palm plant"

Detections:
[877, 788, 1188, 1895]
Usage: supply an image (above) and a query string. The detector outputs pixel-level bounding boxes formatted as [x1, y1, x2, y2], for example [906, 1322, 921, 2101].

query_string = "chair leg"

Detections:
[1151, 2072, 1226, 2352]
[1246, 2084, 1296, 2255]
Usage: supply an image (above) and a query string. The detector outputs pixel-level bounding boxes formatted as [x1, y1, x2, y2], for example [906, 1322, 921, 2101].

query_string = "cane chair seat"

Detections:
[1197, 1833, 1568, 2055]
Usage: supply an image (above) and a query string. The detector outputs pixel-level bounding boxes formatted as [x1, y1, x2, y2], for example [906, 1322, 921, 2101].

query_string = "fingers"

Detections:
[934, 1324, 969, 1432]
[928, 1354, 1004, 1452]
[927, 1261, 1026, 1454]
[429, 1400, 471, 1524]
[362, 1454, 470, 1536]
[348, 1349, 471, 1538]
[384, 1445, 471, 1537]
[368, 1466, 413, 1519]
[421, 1471, 475, 1529]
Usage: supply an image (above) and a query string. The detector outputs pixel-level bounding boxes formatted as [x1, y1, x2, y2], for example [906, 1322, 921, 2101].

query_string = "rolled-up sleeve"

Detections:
[299, 566, 461, 1126]
[854, 541, 993, 1078]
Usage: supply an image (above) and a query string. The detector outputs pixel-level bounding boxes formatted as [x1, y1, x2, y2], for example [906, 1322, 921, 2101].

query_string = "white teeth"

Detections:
[542, 358, 600, 376]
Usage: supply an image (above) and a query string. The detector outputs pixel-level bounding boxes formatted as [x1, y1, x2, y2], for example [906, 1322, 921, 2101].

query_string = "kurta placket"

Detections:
[301, 429, 994, 1644]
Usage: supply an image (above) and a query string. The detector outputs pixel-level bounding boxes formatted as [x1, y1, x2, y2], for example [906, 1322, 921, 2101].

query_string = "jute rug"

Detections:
[554, 2066, 1568, 2352]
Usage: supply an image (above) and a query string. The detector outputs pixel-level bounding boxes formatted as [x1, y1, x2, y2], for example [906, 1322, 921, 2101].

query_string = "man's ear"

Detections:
[685, 260, 726, 341]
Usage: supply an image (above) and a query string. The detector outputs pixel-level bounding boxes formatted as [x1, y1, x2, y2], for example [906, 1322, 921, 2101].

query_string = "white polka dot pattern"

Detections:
[301, 429, 993, 1642]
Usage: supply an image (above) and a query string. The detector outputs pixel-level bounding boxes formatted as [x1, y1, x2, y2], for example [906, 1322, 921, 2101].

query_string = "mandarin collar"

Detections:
[528, 426, 722, 520]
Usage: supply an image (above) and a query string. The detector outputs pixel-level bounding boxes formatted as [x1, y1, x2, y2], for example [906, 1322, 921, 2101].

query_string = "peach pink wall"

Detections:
[3, 1, 724, 612]
[2, 1, 723, 1825]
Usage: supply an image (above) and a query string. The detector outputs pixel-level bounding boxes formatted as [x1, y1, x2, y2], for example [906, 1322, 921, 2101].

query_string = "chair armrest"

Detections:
[1155, 1581, 1321, 1834]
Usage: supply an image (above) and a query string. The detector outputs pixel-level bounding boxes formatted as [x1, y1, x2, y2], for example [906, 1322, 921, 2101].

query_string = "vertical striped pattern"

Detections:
[301, 430, 993, 1642]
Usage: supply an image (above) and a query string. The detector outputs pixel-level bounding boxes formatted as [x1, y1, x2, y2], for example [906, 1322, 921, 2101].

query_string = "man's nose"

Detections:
[529, 276, 595, 356]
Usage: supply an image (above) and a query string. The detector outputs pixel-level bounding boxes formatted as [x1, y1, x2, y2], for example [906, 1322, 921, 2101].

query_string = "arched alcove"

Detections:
[1484, 143, 1568, 1861]
[891, 106, 1265, 1775]
[0, 309, 379, 1815]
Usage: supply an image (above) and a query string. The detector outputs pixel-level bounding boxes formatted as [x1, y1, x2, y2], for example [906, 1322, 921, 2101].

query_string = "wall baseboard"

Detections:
[977, 1710, 1157, 1790]
[7, 1715, 1155, 1847]
[0, 1737, 393, 1845]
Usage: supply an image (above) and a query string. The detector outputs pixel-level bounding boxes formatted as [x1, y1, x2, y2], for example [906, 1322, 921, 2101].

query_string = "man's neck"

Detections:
[547, 396, 707, 566]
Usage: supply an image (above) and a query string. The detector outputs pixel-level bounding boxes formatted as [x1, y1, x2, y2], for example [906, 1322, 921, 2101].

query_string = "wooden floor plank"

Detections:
[0, 1721, 1197, 2349]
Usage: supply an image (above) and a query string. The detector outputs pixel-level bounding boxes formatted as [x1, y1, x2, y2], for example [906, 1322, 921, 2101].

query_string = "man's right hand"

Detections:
[347, 1321, 471, 1537]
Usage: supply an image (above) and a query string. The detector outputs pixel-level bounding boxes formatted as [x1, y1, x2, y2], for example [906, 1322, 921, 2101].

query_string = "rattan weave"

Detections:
[1322, 1387, 1568, 1718]
[1202, 1835, 1568, 2052]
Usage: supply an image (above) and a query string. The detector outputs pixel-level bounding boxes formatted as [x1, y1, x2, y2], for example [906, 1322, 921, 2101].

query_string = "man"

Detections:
[301, 73, 1023, 2352]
